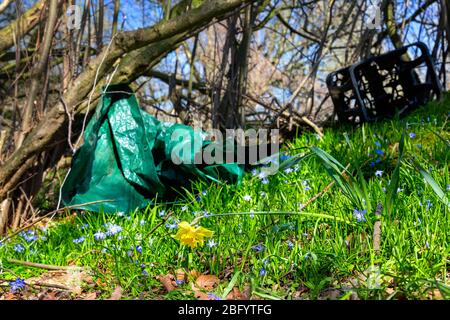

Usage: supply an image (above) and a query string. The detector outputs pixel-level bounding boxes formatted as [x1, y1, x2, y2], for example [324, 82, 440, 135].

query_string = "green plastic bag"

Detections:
[62, 84, 244, 213]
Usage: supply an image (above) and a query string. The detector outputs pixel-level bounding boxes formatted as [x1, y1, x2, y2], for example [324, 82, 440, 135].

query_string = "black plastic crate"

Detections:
[326, 42, 443, 124]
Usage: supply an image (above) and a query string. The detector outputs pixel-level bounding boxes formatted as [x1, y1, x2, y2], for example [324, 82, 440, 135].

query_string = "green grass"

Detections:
[1, 96, 449, 300]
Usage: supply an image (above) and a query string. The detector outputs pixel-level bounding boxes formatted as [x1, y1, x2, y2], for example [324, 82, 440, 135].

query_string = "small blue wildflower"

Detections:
[73, 236, 85, 244]
[206, 239, 217, 248]
[251, 244, 265, 253]
[425, 241, 430, 249]
[416, 144, 422, 149]
[202, 190, 207, 196]
[21, 230, 37, 242]
[203, 210, 211, 218]
[127, 250, 132, 257]
[9, 278, 26, 292]
[159, 210, 166, 217]
[425, 200, 433, 211]
[263, 259, 270, 265]
[374, 149, 384, 155]
[207, 292, 222, 300]
[258, 171, 268, 180]
[175, 280, 184, 286]
[142, 270, 149, 276]
[375, 170, 383, 177]
[374, 141, 381, 147]
[140, 220, 146, 226]
[13, 244, 25, 253]
[94, 231, 106, 241]
[181, 205, 188, 212]
[259, 267, 266, 277]
[243, 195, 252, 202]
[261, 178, 269, 185]
[280, 155, 291, 161]
[409, 132, 416, 139]
[106, 224, 122, 236]
[165, 217, 178, 229]
[284, 168, 294, 174]
[353, 209, 367, 222]
[79, 223, 89, 230]
[370, 161, 376, 167]
[251, 168, 258, 176]
[287, 240, 294, 250]
[136, 245, 143, 253]
[446, 184, 450, 192]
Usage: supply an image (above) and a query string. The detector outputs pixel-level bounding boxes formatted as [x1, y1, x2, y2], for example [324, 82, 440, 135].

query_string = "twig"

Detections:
[142, 211, 173, 241]
[373, 203, 383, 254]
[6, 258, 83, 271]
[29, 281, 71, 291]
[301, 116, 323, 139]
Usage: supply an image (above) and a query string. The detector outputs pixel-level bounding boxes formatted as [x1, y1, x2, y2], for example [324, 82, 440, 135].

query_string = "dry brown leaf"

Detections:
[189, 269, 201, 279]
[157, 274, 176, 292]
[195, 274, 219, 290]
[82, 292, 97, 300]
[194, 290, 211, 300]
[428, 289, 443, 300]
[107, 286, 122, 300]
[39, 290, 59, 300]
[27, 268, 91, 295]
[226, 286, 243, 300]
[2, 292, 17, 300]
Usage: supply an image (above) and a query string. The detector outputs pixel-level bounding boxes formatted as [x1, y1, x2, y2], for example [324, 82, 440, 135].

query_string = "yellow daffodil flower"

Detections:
[173, 221, 213, 248]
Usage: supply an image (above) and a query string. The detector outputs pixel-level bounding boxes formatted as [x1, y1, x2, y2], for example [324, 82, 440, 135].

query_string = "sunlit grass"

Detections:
[1, 96, 449, 300]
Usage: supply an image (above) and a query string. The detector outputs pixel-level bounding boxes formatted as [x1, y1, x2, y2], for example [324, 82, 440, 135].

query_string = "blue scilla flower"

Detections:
[73, 236, 85, 244]
[259, 267, 266, 277]
[252, 244, 265, 253]
[287, 240, 294, 250]
[106, 224, 122, 236]
[284, 168, 294, 174]
[136, 245, 143, 253]
[374, 149, 384, 155]
[9, 278, 26, 292]
[207, 292, 222, 300]
[20, 230, 37, 242]
[13, 244, 25, 253]
[353, 209, 367, 222]
[94, 231, 106, 240]
[206, 239, 217, 248]
[409, 132, 416, 139]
